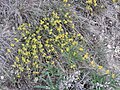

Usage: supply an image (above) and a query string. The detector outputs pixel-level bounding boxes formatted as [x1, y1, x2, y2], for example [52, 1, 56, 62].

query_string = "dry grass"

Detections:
[0, 0, 120, 90]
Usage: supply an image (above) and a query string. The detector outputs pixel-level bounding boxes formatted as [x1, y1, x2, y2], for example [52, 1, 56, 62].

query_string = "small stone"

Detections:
[34, 77, 38, 83]
[107, 44, 112, 49]
[1, 76, 4, 80]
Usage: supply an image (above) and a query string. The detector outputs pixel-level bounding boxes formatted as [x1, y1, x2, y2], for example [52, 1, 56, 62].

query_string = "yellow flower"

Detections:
[63, 0, 68, 3]
[18, 49, 21, 54]
[86, 0, 92, 4]
[40, 20, 44, 25]
[93, 0, 97, 6]
[17, 74, 21, 78]
[24, 52, 30, 56]
[34, 55, 38, 59]
[70, 64, 76, 69]
[28, 75, 30, 78]
[56, 27, 62, 32]
[73, 12, 76, 15]
[33, 49, 38, 53]
[68, 38, 73, 42]
[10, 43, 15, 47]
[72, 41, 78, 45]
[26, 67, 30, 71]
[61, 49, 64, 53]
[32, 45, 36, 49]
[112, 74, 115, 78]
[79, 47, 83, 51]
[51, 48, 55, 51]
[25, 31, 30, 35]
[86, 5, 93, 11]
[71, 24, 75, 29]
[98, 65, 103, 70]
[7, 49, 11, 53]
[18, 64, 21, 67]
[43, 17, 47, 21]
[56, 20, 61, 23]
[22, 44, 24, 46]
[73, 52, 77, 56]
[11, 64, 16, 68]
[45, 44, 49, 47]
[44, 25, 49, 30]
[33, 71, 39, 75]
[14, 62, 17, 66]
[22, 57, 26, 62]
[39, 44, 43, 48]
[49, 31, 52, 35]
[32, 38, 37, 43]
[32, 62, 37, 66]
[35, 64, 39, 68]
[40, 49, 44, 52]
[106, 70, 110, 74]
[63, 20, 67, 24]
[65, 13, 69, 17]
[68, 20, 72, 23]
[15, 56, 19, 62]
[19, 67, 24, 72]
[77, 33, 81, 37]
[90, 60, 95, 67]
[14, 38, 19, 42]
[17, 27, 22, 30]
[26, 59, 30, 63]
[52, 12, 59, 19]
[28, 23, 31, 27]
[22, 33, 25, 37]
[46, 56, 52, 59]
[42, 53, 46, 57]
[36, 30, 40, 34]
[112, 0, 117, 3]
[48, 49, 51, 52]
[83, 53, 89, 59]
[32, 34, 36, 37]
[67, 4, 71, 7]
[22, 47, 27, 51]
[64, 4, 67, 6]
[51, 61, 55, 65]
[66, 47, 69, 52]
[37, 36, 41, 40]
[46, 61, 49, 63]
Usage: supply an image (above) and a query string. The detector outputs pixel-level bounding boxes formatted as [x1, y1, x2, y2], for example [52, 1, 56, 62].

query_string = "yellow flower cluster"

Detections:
[83, 52, 89, 60]
[11, 9, 85, 78]
[98, 65, 103, 70]
[112, 0, 118, 3]
[79, 47, 84, 51]
[90, 60, 116, 78]
[63, 0, 68, 3]
[86, 0, 97, 13]
[90, 60, 96, 67]
[70, 64, 76, 69]
[86, 0, 97, 6]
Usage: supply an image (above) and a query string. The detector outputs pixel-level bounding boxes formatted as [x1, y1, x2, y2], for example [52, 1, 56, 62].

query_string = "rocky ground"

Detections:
[0, 0, 120, 90]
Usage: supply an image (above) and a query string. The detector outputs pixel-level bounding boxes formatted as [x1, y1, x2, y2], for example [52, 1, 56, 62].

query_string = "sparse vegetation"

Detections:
[0, 0, 120, 90]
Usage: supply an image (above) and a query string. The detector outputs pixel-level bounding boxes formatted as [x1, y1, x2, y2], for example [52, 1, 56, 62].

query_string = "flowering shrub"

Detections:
[86, 0, 97, 12]
[0, 0, 119, 89]
[85, 0, 118, 13]
[10, 6, 89, 80]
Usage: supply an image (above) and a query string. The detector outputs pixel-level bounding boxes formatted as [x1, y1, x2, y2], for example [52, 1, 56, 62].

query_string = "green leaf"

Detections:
[47, 72, 53, 86]
[34, 85, 50, 89]
[40, 77, 49, 86]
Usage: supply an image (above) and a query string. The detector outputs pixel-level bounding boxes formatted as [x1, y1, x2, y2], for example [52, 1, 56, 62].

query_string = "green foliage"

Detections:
[90, 71, 118, 90]
[34, 63, 64, 90]
[10, 1, 88, 83]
